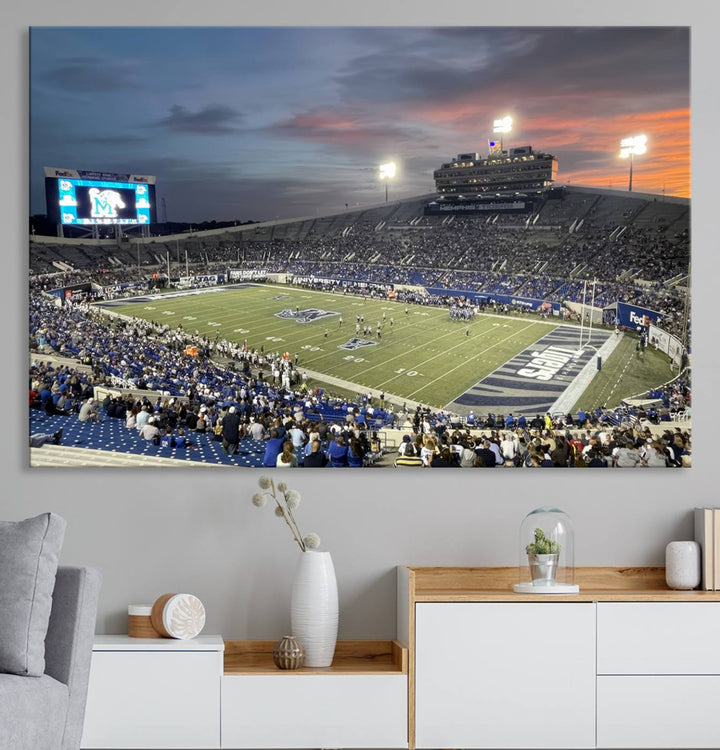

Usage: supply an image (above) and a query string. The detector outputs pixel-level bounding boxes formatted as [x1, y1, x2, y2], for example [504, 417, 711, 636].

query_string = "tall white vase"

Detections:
[290, 550, 338, 667]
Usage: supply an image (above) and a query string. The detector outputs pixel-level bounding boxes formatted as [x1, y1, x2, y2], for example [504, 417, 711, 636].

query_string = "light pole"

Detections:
[379, 161, 396, 202]
[619, 134, 647, 192]
[493, 115, 513, 151]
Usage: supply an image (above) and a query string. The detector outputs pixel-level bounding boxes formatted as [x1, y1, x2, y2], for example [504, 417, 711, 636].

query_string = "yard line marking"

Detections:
[399, 321, 544, 399]
[332, 318, 501, 380]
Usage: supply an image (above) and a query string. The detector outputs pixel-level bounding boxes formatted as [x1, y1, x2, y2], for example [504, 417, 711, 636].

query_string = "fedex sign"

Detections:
[616, 302, 659, 330]
[629, 310, 650, 328]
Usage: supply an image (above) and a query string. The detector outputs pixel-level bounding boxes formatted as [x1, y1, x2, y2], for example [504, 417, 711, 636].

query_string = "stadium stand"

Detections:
[29, 186, 691, 467]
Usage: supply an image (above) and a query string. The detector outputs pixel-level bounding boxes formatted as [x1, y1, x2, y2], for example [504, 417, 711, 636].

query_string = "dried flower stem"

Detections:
[269, 479, 306, 551]
[283, 504, 306, 552]
[252, 475, 319, 553]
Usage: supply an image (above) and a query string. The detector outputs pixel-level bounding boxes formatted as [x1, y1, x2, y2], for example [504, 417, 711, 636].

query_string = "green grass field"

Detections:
[568, 336, 676, 414]
[104, 284, 559, 408]
[103, 283, 676, 412]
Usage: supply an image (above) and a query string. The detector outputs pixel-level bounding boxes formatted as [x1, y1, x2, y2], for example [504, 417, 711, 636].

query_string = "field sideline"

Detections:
[100, 283, 567, 410]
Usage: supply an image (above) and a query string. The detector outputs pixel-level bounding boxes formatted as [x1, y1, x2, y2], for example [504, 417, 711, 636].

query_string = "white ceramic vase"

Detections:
[290, 550, 338, 667]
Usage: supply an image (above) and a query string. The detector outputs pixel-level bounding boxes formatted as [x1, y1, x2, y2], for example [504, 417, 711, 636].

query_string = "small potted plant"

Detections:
[525, 528, 561, 585]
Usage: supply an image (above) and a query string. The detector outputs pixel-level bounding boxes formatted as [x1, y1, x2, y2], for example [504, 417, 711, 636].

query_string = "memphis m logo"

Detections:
[338, 338, 377, 351]
[88, 188, 125, 219]
[275, 308, 339, 324]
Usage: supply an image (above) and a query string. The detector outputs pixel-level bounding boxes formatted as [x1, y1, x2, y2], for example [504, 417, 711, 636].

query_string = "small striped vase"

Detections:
[272, 635, 305, 670]
[290, 550, 338, 667]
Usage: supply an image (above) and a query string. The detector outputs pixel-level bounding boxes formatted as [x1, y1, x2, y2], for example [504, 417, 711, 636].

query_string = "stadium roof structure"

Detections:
[434, 145, 558, 197]
[29, 185, 688, 250]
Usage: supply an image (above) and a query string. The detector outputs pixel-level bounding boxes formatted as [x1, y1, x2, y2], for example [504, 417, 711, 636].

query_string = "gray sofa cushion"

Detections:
[0, 673, 68, 750]
[0, 513, 66, 676]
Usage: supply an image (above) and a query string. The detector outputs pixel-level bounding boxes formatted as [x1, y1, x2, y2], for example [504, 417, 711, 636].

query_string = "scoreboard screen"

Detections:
[44, 167, 157, 226]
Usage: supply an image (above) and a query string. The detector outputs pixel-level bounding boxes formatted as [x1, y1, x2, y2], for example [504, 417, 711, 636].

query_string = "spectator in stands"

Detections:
[394, 443, 424, 467]
[459, 438, 477, 467]
[276, 440, 298, 468]
[487, 437, 503, 467]
[551, 435, 572, 467]
[303, 440, 328, 467]
[126, 405, 138, 430]
[326, 435, 349, 467]
[394, 434, 409, 457]
[30, 428, 63, 447]
[420, 435, 439, 466]
[136, 405, 150, 432]
[247, 417, 267, 441]
[160, 427, 175, 448]
[288, 421, 308, 464]
[613, 439, 642, 467]
[585, 449, 608, 468]
[644, 440, 669, 467]
[500, 432, 518, 464]
[347, 437, 365, 468]
[475, 440, 497, 468]
[140, 416, 161, 444]
[221, 406, 242, 456]
[430, 445, 459, 468]
[194, 407, 209, 433]
[262, 428, 285, 468]
[78, 397, 100, 423]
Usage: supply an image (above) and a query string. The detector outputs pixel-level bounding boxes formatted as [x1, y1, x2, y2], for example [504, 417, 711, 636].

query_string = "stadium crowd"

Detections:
[28, 190, 691, 466]
[30, 210, 689, 340]
[29, 286, 690, 469]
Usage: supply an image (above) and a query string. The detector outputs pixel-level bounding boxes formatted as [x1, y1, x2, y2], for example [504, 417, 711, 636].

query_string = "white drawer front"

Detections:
[597, 602, 720, 674]
[221, 674, 407, 748]
[597, 675, 720, 748]
[81, 650, 222, 748]
[415, 602, 596, 749]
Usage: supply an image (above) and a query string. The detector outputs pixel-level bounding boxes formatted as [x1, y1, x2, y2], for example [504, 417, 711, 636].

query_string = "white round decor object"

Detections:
[161, 593, 206, 639]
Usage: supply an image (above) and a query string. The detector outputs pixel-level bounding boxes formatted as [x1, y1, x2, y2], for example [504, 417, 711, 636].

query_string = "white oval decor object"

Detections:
[665, 541, 701, 590]
[155, 593, 206, 639]
[291, 550, 338, 667]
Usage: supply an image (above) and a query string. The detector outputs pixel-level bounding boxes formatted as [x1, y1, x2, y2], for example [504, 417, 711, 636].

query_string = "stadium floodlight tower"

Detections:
[493, 115, 513, 151]
[619, 134, 647, 192]
[379, 161, 396, 202]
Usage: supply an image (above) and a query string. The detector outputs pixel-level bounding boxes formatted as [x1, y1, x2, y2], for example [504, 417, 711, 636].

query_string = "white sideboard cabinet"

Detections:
[81, 637, 407, 750]
[80, 635, 224, 749]
[399, 566, 720, 750]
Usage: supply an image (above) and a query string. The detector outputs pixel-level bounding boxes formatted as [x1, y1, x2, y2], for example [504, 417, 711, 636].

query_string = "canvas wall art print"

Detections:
[28, 26, 691, 468]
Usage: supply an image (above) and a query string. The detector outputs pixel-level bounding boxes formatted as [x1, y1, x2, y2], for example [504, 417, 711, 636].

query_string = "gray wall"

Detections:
[1, 487, 706, 639]
[6, 3, 718, 641]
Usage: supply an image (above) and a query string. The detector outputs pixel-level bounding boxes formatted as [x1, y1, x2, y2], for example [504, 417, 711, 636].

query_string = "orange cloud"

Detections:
[550, 109, 690, 197]
[410, 101, 690, 198]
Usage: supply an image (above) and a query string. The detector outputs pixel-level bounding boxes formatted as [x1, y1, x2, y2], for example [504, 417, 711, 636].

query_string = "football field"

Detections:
[99, 283, 601, 413]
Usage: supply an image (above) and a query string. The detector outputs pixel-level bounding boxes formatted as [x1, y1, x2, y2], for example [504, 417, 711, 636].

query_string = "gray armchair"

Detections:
[0, 566, 102, 750]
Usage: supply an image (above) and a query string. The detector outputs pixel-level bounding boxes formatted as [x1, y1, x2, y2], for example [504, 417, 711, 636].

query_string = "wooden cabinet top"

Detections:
[401, 566, 720, 602]
[224, 640, 407, 676]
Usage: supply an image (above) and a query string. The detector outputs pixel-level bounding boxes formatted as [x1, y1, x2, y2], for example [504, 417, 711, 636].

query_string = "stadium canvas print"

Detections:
[29, 26, 691, 469]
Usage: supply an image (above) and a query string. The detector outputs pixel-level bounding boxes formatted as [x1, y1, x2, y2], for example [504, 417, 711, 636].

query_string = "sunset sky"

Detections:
[29, 26, 689, 223]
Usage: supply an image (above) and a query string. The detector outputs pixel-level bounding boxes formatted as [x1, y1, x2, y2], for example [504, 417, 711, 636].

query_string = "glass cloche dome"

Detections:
[514, 506, 579, 593]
